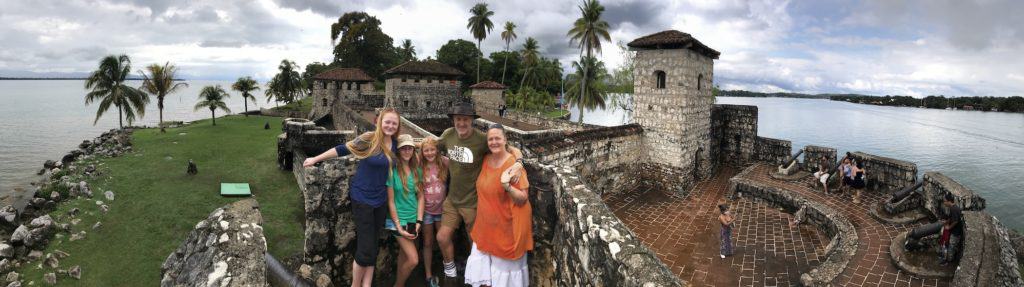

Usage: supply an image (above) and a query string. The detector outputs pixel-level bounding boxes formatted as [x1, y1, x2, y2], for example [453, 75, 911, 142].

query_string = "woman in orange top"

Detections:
[464, 124, 531, 287]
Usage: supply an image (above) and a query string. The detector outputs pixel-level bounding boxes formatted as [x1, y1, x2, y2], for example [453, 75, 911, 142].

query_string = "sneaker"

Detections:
[428, 276, 440, 287]
[720, 254, 725, 259]
[443, 261, 457, 278]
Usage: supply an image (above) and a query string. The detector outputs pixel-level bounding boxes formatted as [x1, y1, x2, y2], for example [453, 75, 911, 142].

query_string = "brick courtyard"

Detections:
[604, 164, 949, 287]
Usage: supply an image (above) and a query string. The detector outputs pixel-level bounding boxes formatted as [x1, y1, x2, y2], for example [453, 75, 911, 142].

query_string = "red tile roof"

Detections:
[313, 68, 374, 82]
[383, 60, 465, 77]
[469, 81, 506, 89]
[627, 30, 720, 59]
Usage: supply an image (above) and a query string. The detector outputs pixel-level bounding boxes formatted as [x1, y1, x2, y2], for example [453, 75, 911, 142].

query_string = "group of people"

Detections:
[303, 102, 533, 287]
[811, 153, 867, 203]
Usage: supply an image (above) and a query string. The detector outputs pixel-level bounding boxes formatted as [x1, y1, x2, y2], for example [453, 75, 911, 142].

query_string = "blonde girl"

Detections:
[419, 137, 449, 287]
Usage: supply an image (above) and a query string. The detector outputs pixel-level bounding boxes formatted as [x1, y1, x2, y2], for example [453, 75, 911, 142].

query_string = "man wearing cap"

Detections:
[436, 101, 524, 279]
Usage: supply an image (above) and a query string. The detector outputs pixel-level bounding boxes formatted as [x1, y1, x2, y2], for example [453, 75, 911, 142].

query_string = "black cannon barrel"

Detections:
[907, 222, 944, 241]
[889, 181, 924, 203]
[266, 253, 310, 287]
[784, 149, 805, 167]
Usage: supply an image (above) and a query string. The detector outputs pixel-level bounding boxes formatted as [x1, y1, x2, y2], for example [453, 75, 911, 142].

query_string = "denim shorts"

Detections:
[424, 213, 442, 225]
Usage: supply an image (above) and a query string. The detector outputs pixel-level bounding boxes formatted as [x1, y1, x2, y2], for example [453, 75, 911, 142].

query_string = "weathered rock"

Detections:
[43, 160, 58, 170]
[104, 191, 114, 201]
[43, 272, 56, 285]
[70, 218, 81, 226]
[5, 271, 18, 283]
[9, 226, 30, 245]
[6, 281, 20, 287]
[49, 191, 60, 202]
[0, 259, 10, 273]
[160, 199, 267, 287]
[44, 254, 58, 268]
[0, 244, 11, 258]
[30, 215, 53, 229]
[100, 205, 109, 213]
[69, 232, 85, 242]
[26, 251, 42, 261]
[68, 265, 80, 280]
[83, 164, 96, 175]
[67, 208, 80, 217]
[0, 206, 17, 224]
[92, 222, 102, 230]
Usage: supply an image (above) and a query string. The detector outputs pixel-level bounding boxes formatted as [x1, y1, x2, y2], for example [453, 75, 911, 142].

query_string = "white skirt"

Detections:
[464, 243, 529, 287]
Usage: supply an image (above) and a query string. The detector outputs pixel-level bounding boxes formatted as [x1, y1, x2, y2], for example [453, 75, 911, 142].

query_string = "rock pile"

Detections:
[160, 199, 268, 287]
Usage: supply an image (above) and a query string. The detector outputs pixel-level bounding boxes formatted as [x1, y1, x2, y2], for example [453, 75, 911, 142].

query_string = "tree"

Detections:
[499, 21, 518, 86]
[301, 62, 332, 92]
[232, 76, 260, 117]
[519, 37, 540, 91]
[436, 39, 486, 88]
[194, 85, 231, 126]
[466, 3, 494, 83]
[567, 0, 611, 120]
[85, 54, 149, 129]
[331, 12, 400, 78]
[139, 61, 188, 131]
[265, 60, 304, 106]
[565, 56, 608, 124]
[398, 39, 417, 62]
[489, 51, 520, 88]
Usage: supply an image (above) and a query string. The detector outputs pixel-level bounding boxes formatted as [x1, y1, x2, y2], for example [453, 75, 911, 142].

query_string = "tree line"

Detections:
[722, 89, 1024, 113]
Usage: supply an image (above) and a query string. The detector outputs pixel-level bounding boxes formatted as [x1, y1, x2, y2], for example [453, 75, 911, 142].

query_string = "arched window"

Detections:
[654, 71, 666, 89]
[346, 82, 352, 90]
[322, 98, 328, 107]
[698, 74, 704, 91]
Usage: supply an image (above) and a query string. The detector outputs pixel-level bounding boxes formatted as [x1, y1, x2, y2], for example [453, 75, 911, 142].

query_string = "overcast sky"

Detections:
[1, 0, 1022, 97]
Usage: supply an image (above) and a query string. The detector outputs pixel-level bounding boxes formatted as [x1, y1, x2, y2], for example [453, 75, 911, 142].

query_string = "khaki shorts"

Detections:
[441, 199, 477, 231]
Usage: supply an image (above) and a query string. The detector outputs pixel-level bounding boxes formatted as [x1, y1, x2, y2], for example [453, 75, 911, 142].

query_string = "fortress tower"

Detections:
[628, 30, 720, 192]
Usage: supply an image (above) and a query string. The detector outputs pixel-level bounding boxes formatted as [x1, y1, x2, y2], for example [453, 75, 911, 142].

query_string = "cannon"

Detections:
[890, 181, 924, 204]
[776, 149, 805, 176]
[784, 149, 805, 168]
[266, 253, 310, 287]
[903, 222, 944, 251]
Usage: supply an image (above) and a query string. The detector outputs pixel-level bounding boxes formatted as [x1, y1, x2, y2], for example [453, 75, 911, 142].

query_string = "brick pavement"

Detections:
[604, 164, 948, 287]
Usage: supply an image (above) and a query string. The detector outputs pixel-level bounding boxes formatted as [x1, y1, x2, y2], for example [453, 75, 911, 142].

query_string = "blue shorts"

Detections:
[424, 213, 442, 225]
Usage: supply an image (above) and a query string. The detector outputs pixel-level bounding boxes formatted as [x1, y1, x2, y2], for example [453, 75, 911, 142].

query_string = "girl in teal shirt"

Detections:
[386, 134, 424, 286]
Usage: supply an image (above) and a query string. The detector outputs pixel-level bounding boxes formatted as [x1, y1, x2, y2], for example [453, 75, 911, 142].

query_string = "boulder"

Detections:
[30, 215, 53, 229]
[0, 206, 17, 224]
[26, 251, 42, 261]
[100, 205, 109, 213]
[44, 254, 58, 268]
[49, 191, 60, 202]
[9, 226, 30, 245]
[0, 244, 11, 258]
[5, 281, 19, 287]
[92, 222, 102, 230]
[60, 150, 83, 166]
[43, 160, 58, 170]
[43, 272, 56, 285]
[67, 208, 80, 217]
[160, 199, 267, 287]
[68, 265, 80, 280]
[5, 271, 18, 283]
[104, 191, 114, 201]
[69, 232, 85, 242]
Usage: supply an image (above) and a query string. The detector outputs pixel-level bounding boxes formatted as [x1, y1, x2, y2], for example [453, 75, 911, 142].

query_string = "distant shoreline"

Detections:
[0, 77, 185, 81]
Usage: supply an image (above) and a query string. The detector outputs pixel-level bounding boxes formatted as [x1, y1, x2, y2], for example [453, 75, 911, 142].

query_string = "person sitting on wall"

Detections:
[939, 193, 963, 265]
[435, 102, 524, 281]
[498, 104, 506, 118]
[812, 162, 829, 193]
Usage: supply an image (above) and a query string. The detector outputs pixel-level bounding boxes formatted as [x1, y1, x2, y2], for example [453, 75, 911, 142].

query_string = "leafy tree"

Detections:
[331, 12, 400, 78]
[489, 51, 520, 89]
[506, 86, 555, 112]
[499, 21, 518, 85]
[231, 76, 260, 116]
[139, 61, 188, 131]
[85, 54, 149, 129]
[565, 56, 608, 124]
[567, 0, 611, 117]
[265, 60, 304, 106]
[398, 39, 417, 62]
[466, 3, 494, 83]
[301, 62, 332, 91]
[519, 37, 540, 90]
[436, 39, 488, 87]
[194, 85, 231, 126]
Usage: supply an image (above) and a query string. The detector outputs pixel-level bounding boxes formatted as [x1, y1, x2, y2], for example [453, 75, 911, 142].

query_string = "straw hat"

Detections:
[397, 134, 415, 148]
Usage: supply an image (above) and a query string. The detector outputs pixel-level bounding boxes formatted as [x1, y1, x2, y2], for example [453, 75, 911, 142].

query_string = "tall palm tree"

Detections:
[500, 21, 518, 85]
[518, 37, 540, 91]
[85, 54, 149, 129]
[467, 3, 494, 83]
[565, 56, 608, 124]
[194, 85, 231, 126]
[139, 62, 188, 132]
[265, 60, 304, 106]
[399, 39, 416, 62]
[232, 76, 260, 117]
[567, 0, 611, 123]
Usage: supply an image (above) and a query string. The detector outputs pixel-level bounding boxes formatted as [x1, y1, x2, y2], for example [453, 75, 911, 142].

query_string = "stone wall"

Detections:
[328, 101, 376, 134]
[633, 48, 715, 192]
[160, 199, 268, 287]
[503, 110, 593, 132]
[753, 136, 791, 166]
[849, 152, 918, 193]
[803, 145, 837, 173]
[921, 172, 986, 218]
[385, 78, 462, 119]
[530, 162, 682, 286]
[278, 118, 351, 171]
[953, 211, 1024, 287]
[471, 88, 504, 116]
[521, 124, 646, 196]
[711, 104, 757, 167]
[729, 166, 858, 286]
[311, 80, 378, 119]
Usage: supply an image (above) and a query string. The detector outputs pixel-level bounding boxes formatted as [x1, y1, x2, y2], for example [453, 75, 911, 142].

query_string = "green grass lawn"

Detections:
[272, 97, 312, 113]
[17, 115, 304, 286]
[542, 108, 570, 119]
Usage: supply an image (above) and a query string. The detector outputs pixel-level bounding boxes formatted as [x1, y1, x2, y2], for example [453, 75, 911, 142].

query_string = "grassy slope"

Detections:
[18, 115, 303, 286]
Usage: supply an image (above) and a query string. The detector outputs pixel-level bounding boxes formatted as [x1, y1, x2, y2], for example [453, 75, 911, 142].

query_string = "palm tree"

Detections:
[519, 37, 540, 90]
[399, 39, 416, 62]
[139, 62, 188, 132]
[194, 85, 231, 126]
[466, 3, 494, 83]
[567, 0, 611, 123]
[500, 21, 518, 85]
[85, 54, 149, 129]
[265, 60, 304, 106]
[565, 56, 608, 124]
[232, 76, 260, 117]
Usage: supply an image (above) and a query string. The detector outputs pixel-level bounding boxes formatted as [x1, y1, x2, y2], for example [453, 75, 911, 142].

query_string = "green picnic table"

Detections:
[220, 183, 252, 197]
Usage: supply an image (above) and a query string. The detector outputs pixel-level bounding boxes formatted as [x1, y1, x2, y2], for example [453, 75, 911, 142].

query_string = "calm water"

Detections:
[0, 80, 269, 201]
[571, 96, 1024, 230]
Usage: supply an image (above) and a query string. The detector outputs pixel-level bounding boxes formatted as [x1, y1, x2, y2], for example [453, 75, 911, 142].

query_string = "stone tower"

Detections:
[628, 30, 719, 192]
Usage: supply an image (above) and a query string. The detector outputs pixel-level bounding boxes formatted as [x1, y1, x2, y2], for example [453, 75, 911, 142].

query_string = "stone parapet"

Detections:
[502, 110, 594, 132]
[802, 145, 837, 173]
[711, 104, 757, 167]
[729, 165, 858, 287]
[160, 199, 268, 287]
[922, 172, 986, 218]
[522, 125, 647, 196]
[753, 136, 791, 165]
[849, 152, 917, 193]
[953, 211, 1024, 287]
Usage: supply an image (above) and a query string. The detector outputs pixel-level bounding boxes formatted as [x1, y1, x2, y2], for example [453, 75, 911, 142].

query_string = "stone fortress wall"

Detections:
[384, 76, 462, 119]
[310, 79, 377, 120]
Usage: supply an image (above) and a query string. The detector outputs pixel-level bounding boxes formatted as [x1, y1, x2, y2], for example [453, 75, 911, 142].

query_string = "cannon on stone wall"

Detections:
[776, 149, 804, 176]
[890, 181, 924, 204]
[903, 222, 944, 251]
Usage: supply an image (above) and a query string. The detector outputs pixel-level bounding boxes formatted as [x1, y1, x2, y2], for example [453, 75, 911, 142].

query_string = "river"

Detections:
[568, 95, 1024, 230]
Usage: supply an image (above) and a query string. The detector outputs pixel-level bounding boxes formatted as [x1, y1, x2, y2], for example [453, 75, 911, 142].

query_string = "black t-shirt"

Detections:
[946, 205, 963, 237]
